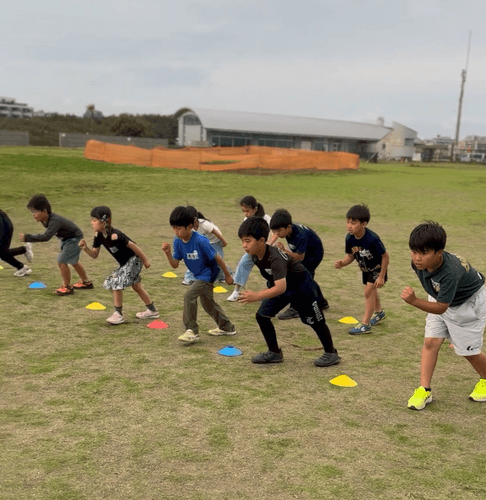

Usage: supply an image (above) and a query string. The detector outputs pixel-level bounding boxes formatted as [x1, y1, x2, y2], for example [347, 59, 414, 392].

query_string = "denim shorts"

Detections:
[58, 237, 82, 265]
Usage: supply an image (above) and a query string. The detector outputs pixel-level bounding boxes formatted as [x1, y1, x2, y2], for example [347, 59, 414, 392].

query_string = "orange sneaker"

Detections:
[56, 285, 74, 296]
[72, 280, 94, 289]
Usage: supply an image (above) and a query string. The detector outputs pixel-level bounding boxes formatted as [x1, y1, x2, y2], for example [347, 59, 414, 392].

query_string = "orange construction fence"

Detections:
[84, 140, 360, 171]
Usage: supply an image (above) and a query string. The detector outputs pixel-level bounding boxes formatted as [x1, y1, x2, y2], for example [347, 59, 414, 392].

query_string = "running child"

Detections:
[162, 206, 235, 343]
[79, 206, 158, 325]
[335, 204, 389, 335]
[182, 208, 232, 285]
[268, 208, 329, 319]
[402, 222, 486, 410]
[20, 194, 91, 296]
[227, 195, 271, 302]
[238, 217, 340, 367]
[1, 209, 33, 276]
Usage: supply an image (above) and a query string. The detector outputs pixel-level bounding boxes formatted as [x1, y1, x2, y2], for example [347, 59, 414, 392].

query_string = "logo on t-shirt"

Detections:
[431, 279, 440, 293]
[186, 251, 199, 260]
[359, 249, 373, 260]
[451, 253, 470, 272]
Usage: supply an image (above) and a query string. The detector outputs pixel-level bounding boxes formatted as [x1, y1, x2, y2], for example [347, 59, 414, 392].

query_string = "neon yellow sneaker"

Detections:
[407, 386, 432, 410]
[469, 379, 486, 402]
[178, 329, 199, 343]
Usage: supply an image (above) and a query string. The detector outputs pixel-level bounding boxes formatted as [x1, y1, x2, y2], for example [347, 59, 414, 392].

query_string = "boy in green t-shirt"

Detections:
[401, 222, 486, 410]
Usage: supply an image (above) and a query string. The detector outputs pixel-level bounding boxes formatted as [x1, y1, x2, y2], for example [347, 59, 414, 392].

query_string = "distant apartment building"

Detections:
[0, 97, 34, 118]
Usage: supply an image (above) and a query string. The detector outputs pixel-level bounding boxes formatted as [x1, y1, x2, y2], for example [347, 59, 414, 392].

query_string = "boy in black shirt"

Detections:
[269, 208, 328, 319]
[238, 217, 340, 367]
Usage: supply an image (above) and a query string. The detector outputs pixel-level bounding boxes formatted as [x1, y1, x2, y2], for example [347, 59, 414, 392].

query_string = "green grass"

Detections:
[2, 147, 486, 499]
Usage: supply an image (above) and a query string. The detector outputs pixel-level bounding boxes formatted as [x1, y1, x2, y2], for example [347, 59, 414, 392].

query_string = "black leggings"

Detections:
[256, 310, 334, 354]
[0, 217, 26, 270]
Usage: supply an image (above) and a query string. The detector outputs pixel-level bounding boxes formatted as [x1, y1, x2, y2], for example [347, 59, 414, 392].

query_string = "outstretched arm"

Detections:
[127, 241, 150, 268]
[275, 242, 304, 261]
[374, 251, 389, 288]
[239, 278, 286, 304]
[335, 254, 354, 269]
[401, 286, 449, 314]
[161, 242, 180, 269]
[79, 239, 101, 259]
[211, 228, 227, 247]
[214, 254, 234, 285]
[267, 233, 279, 246]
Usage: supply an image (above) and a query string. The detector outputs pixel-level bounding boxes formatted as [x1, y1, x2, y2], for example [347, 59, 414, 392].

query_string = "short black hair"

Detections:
[270, 209, 292, 230]
[90, 206, 111, 222]
[169, 206, 196, 228]
[238, 217, 269, 241]
[409, 221, 447, 253]
[27, 194, 51, 214]
[346, 204, 370, 223]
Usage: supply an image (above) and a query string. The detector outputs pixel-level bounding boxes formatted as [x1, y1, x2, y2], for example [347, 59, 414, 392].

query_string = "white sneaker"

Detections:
[227, 290, 241, 302]
[178, 329, 199, 342]
[208, 327, 237, 336]
[136, 309, 160, 319]
[182, 279, 194, 286]
[106, 311, 125, 325]
[14, 266, 32, 277]
[25, 243, 34, 263]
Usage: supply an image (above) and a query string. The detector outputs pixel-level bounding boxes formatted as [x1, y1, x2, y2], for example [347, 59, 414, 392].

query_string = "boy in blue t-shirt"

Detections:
[402, 222, 486, 410]
[269, 208, 329, 319]
[335, 204, 389, 335]
[162, 206, 235, 343]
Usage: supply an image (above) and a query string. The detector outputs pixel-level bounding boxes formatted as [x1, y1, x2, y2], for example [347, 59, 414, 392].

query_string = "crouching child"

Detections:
[238, 217, 340, 367]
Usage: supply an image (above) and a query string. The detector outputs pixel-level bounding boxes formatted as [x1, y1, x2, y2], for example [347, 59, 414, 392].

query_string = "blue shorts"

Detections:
[58, 237, 82, 265]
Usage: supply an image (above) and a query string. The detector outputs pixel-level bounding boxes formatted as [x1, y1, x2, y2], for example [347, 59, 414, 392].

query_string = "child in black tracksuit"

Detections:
[238, 216, 340, 367]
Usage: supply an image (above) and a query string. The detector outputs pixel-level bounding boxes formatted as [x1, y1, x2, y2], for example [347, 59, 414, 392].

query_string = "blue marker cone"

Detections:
[218, 345, 242, 357]
[29, 281, 47, 289]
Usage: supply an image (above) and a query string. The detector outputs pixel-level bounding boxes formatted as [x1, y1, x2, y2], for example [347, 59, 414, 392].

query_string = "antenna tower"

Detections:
[452, 31, 472, 161]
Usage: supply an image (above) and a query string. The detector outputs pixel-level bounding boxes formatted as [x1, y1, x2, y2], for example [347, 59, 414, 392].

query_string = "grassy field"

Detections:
[1, 146, 486, 500]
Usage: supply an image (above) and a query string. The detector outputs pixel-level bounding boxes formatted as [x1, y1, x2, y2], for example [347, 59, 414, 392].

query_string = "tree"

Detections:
[110, 114, 147, 137]
[85, 104, 95, 133]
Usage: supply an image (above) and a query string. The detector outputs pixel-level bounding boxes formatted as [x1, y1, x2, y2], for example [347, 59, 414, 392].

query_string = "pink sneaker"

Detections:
[136, 309, 160, 319]
[106, 311, 125, 325]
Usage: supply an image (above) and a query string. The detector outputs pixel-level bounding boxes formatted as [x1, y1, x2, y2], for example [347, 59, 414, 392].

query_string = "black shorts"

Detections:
[362, 270, 388, 285]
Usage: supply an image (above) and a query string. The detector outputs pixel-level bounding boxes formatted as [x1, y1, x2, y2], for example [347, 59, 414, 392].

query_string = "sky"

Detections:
[4, 0, 486, 139]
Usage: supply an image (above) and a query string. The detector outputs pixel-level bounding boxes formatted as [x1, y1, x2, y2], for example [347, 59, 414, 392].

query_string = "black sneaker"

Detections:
[314, 350, 340, 367]
[277, 307, 300, 320]
[251, 350, 284, 364]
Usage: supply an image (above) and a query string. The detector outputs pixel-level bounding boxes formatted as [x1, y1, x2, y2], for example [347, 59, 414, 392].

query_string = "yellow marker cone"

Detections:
[213, 286, 227, 293]
[0, 265, 4, 269]
[162, 271, 177, 278]
[330, 375, 357, 387]
[86, 302, 107, 310]
[338, 316, 359, 324]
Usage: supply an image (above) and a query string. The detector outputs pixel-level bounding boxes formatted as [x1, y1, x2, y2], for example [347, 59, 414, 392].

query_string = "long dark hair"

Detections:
[240, 195, 265, 217]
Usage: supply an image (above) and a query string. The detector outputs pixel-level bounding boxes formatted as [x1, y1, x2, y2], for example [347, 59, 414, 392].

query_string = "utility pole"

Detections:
[452, 31, 472, 162]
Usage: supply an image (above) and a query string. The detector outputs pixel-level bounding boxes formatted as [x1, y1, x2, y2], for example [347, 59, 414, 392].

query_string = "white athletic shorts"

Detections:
[425, 286, 486, 356]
